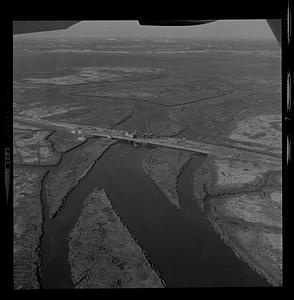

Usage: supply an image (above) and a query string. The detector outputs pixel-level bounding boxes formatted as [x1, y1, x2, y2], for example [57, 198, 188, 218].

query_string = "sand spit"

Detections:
[68, 188, 164, 288]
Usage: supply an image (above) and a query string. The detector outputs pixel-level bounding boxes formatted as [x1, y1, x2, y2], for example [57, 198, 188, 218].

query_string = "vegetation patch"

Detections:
[150, 120, 183, 137]
[13, 128, 60, 166]
[14, 167, 46, 289]
[44, 103, 134, 129]
[48, 129, 87, 153]
[209, 192, 282, 228]
[228, 114, 282, 155]
[210, 221, 282, 286]
[68, 188, 164, 288]
[45, 138, 115, 218]
[193, 156, 282, 286]
[143, 148, 193, 208]
[23, 67, 166, 85]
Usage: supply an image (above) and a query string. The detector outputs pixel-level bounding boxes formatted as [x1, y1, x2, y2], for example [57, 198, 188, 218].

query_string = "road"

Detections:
[14, 116, 282, 167]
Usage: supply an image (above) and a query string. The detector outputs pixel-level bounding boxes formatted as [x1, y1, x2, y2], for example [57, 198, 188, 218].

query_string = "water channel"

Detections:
[40, 142, 269, 288]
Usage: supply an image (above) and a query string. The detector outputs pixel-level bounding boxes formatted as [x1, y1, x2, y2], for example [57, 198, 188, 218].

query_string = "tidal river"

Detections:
[40, 142, 269, 288]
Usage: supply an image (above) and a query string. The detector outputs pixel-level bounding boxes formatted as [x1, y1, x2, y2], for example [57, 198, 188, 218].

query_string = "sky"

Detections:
[17, 20, 276, 41]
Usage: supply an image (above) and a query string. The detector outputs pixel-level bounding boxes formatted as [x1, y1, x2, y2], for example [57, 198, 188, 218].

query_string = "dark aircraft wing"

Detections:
[13, 20, 216, 35]
[266, 19, 281, 46]
[139, 19, 281, 46]
[13, 21, 80, 34]
[13, 20, 281, 46]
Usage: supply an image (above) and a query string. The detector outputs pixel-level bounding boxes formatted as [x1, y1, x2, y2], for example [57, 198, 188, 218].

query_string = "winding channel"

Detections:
[40, 142, 269, 288]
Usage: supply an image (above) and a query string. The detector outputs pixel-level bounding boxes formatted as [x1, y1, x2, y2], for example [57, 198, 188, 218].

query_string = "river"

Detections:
[40, 142, 269, 288]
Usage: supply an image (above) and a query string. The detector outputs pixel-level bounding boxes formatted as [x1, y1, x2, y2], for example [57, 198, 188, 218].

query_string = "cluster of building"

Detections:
[70, 129, 83, 135]
[124, 130, 137, 138]
[70, 128, 86, 141]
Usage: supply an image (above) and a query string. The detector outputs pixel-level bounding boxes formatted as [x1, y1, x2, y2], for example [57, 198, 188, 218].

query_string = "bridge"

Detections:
[14, 116, 282, 168]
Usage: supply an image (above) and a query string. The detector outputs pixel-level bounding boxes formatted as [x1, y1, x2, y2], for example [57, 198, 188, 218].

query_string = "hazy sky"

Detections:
[18, 20, 276, 40]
